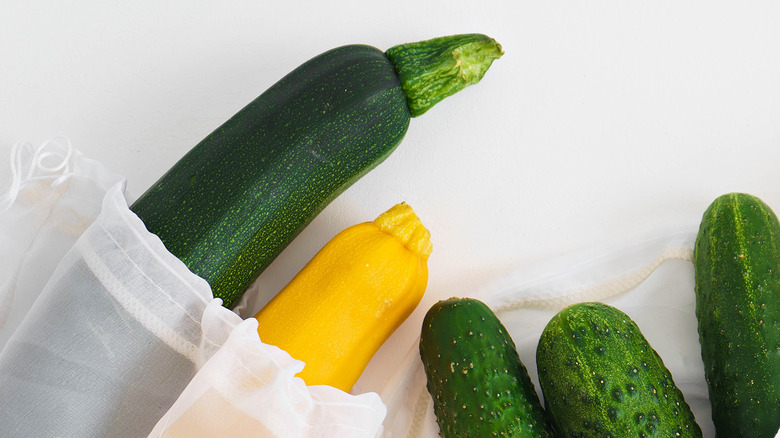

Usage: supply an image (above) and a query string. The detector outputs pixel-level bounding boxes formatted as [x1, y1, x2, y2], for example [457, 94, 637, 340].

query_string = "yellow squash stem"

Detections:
[253, 203, 432, 392]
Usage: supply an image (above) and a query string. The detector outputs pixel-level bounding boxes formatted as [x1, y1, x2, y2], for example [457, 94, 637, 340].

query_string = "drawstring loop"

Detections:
[0, 136, 74, 212]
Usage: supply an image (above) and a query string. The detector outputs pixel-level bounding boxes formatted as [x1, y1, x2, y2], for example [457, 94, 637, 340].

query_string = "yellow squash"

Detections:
[254, 203, 432, 391]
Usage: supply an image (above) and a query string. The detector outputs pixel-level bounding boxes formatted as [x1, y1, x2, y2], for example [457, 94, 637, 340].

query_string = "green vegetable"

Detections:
[130, 34, 502, 308]
[386, 34, 503, 116]
[419, 297, 554, 438]
[537, 302, 702, 438]
[693, 192, 780, 437]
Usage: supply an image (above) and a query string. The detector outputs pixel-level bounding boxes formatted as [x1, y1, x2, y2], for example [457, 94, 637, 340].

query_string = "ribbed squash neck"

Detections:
[385, 33, 503, 117]
[373, 203, 433, 260]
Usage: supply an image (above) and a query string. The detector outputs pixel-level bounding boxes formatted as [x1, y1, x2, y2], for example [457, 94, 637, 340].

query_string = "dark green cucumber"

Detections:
[537, 302, 702, 438]
[693, 192, 780, 437]
[419, 297, 554, 438]
[130, 35, 502, 308]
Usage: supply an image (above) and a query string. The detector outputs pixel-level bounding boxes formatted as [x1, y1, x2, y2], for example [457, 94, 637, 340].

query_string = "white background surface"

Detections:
[1, 0, 779, 411]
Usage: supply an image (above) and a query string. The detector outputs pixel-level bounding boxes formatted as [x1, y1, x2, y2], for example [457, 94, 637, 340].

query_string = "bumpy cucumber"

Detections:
[130, 35, 502, 308]
[693, 192, 780, 437]
[419, 297, 554, 438]
[537, 302, 702, 438]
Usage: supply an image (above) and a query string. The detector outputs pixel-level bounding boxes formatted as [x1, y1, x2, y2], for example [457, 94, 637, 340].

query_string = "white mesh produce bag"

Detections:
[0, 139, 386, 438]
[147, 318, 387, 438]
[0, 137, 124, 349]
[1, 139, 774, 438]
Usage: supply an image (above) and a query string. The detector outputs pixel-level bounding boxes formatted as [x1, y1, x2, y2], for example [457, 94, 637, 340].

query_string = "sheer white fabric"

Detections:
[0, 140, 386, 437]
[0, 137, 124, 349]
[3, 139, 771, 438]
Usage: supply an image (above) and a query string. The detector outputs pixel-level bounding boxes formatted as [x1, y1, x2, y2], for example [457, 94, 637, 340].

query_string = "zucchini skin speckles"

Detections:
[420, 297, 554, 438]
[693, 193, 780, 437]
[536, 302, 702, 438]
[131, 45, 410, 308]
[130, 33, 503, 309]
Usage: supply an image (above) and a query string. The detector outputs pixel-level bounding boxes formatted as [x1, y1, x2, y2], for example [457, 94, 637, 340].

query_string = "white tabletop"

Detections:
[2, 1, 779, 322]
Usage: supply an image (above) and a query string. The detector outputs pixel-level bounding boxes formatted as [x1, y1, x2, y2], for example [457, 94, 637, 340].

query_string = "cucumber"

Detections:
[536, 302, 702, 438]
[419, 297, 554, 438]
[693, 192, 780, 437]
[130, 35, 502, 308]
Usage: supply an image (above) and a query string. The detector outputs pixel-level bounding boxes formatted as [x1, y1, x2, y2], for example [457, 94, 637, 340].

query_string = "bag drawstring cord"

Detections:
[0, 136, 74, 212]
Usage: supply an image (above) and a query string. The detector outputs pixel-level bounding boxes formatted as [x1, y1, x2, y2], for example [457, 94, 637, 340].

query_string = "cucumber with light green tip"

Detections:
[130, 34, 502, 308]
[419, 297, 554, 438]
[693, 192, 780, 437]
[537, 302, 702, 438]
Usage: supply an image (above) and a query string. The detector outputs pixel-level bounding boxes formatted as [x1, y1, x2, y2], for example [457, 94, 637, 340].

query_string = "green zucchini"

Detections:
[419, 297, 554, 438]
[536, 302, 702, 438]
[130, 34, 502, 308]
[693, 192, 780, 437]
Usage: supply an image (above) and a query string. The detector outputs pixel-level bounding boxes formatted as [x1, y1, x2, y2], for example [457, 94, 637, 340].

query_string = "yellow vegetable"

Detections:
[254, 202, 432, 391]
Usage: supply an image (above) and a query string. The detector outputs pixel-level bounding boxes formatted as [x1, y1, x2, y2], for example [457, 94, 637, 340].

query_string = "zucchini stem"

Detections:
[373, 202, 432, 259]
[385, 34, 503, 117]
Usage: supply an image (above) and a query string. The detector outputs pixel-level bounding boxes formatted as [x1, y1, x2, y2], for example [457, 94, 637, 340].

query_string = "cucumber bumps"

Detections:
[537, 302, 702, 438]
[420, 297, 554, 438]
[694, 193, 780, 437]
